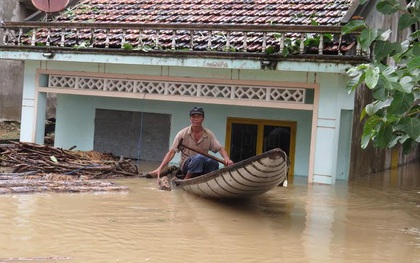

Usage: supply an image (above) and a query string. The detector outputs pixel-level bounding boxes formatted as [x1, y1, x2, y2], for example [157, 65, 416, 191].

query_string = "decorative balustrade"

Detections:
[47, 74, 308, 104]
[0, 22, 366, 59]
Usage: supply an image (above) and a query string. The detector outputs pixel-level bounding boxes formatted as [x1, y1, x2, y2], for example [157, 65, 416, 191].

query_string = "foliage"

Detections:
[266, 33, 300, 56]
[72, 41, 90, 49]
[275, 20, 333, 57]
[122, 43, 134, 50]
[342, 0, 420, 153]
[304, 20, 333, 47]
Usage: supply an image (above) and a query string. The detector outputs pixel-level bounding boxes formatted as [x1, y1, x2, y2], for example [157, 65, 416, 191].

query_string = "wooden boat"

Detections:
[173, 148, 289, 199]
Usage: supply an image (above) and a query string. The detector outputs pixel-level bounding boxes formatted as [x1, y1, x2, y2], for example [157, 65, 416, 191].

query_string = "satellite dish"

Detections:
[31, 0, 70, 13]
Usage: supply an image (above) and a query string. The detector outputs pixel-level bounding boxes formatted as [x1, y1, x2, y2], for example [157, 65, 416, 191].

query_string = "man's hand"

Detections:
[149, 168, 161, 178]
[224, 158, 233, 166]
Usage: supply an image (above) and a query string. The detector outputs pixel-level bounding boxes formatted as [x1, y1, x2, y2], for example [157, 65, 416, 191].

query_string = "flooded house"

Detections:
[0, 0, 415, 184]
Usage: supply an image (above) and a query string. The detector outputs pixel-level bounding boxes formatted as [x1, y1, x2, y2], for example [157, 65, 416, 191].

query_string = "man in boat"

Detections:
[150, 106, 233, 180]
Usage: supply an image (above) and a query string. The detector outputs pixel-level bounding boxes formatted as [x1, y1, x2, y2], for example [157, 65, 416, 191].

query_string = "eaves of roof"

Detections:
[0, 44, 369, 65]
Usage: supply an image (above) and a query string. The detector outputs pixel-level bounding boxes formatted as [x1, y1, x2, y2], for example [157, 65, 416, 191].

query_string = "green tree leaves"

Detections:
[360, 28, 379, 50]
[399, 13, 417, 30]
[408, 56, 420, 71]
[343, 0, 420, 152]
[341, 20, 367, 35]
[401, 117, 420, 141]
[374, 41, 402, 61]
[388, 92, 414, 115]
[376, 0, 401, 14]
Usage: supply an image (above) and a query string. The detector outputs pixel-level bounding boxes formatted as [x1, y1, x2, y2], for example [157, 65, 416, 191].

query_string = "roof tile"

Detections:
[55, 0, 352, 26]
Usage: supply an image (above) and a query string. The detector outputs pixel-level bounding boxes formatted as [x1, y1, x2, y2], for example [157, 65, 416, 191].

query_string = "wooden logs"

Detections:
[0, 142, 140, 194]
[0, 141, 140, 179]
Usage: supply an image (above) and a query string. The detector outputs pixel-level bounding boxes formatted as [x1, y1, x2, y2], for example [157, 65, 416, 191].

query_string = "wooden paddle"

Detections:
[177, 138, 225, 165]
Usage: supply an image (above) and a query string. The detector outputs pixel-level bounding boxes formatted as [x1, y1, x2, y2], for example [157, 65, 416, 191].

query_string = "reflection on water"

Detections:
[0, 162, 419, 263]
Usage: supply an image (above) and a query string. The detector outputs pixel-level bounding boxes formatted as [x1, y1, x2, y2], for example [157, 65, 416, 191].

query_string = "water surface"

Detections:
[0, 162, 419, 263]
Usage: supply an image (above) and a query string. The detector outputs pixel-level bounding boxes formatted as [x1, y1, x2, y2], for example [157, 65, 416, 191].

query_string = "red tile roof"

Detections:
[56, 0, 353, 26]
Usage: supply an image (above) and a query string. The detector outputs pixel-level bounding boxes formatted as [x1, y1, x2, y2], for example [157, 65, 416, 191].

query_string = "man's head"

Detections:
[189, 106, 205, 117]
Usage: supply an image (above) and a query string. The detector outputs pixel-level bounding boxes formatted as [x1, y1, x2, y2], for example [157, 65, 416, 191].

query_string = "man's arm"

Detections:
[149, 149, 176, 177]
[218, 147, 233, 166]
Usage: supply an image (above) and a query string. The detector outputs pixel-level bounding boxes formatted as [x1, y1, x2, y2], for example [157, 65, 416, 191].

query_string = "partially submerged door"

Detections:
[226, 117, 296, 179]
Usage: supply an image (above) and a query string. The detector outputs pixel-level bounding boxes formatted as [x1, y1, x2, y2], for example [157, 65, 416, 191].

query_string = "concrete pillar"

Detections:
[313, 118, 338, 184]
[19, 62, 47, 143]
[311, 73, 354, 184]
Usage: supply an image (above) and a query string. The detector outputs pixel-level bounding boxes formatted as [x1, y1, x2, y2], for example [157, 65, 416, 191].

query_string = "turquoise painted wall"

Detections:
[55, 95, 313, 176]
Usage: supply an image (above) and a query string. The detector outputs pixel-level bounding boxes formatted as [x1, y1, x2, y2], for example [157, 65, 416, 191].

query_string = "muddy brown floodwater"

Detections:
[0, 161, 419, 263]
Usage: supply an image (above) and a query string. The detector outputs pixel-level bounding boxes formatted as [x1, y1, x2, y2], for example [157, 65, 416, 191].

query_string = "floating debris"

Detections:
[0, 178, 128, 194]
[0, 142, 139, 194]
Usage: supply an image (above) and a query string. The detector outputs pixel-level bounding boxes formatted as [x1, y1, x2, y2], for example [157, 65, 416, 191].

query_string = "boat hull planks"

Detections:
[174, 148, 289, 199]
